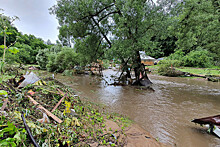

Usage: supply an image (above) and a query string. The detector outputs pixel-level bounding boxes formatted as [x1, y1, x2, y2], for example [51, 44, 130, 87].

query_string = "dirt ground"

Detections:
[103, 120, 170, 147]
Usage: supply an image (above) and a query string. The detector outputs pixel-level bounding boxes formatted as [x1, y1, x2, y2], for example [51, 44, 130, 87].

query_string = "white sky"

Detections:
[0, 0, 59, 43]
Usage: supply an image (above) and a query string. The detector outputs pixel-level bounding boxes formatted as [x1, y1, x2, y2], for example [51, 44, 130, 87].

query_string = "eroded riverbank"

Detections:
[55, 70, 220, 147]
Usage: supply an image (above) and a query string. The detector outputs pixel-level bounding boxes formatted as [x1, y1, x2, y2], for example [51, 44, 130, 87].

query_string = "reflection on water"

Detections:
[56, 70, 220, 147]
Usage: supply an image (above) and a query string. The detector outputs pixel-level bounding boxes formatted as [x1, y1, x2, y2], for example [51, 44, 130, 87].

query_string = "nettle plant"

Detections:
[0, 10, 19, 74]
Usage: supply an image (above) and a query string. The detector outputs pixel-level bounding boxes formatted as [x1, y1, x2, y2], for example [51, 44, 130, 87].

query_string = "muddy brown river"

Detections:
[56, 70, 220, 147]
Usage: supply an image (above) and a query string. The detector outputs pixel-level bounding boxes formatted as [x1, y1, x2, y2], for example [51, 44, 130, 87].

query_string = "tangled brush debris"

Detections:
[0, 71, 132, 146]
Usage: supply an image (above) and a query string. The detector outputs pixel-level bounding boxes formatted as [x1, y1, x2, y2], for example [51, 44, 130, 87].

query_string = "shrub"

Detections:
[182, 50, 214, 68]
[36, 49, 49, 69]
[45, 47, 79, 72]
[46, 53, 57, 72]
[54, 48, 79, 72]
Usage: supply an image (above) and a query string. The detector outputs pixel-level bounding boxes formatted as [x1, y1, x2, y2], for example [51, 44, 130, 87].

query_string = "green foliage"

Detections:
[50, 0, 177, 76]
[177, 67, 220, 76]
[182, 50, 214, 68]
[46, 53, 57, 72]
[8, 47, 19, 54]
[54, 47, 79, 72]
[0, 12, 49, 66]
[37, 46, 80, 72]
[0, 14, 19, 47]
[167, 49, 215, 68]
[0, 90, 7, 95]
[176, 0, 220, 63]
[0, 120, 27, 147]
[36, 49, 50, 69]
[158, 64, 178, 77]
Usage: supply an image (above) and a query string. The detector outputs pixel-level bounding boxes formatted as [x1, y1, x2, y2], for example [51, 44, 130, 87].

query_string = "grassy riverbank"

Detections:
[176, 67, 220, 76]
[0, 66, 167, 147]
[148, 65, 220, 77]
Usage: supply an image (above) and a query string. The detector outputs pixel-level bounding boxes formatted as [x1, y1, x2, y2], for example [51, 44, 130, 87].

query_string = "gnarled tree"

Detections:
[50, 0, 178, 86]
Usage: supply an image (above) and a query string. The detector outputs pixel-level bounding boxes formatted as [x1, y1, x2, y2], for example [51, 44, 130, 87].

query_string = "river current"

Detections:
[56, 70, 220, 147]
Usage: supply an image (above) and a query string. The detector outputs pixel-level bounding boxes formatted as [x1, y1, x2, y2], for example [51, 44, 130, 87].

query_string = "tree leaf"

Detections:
[0, 45, 6, 49]
[0, 90, 8, 96]
[8, 47, 19, 54]
[6, 32, 12, 35]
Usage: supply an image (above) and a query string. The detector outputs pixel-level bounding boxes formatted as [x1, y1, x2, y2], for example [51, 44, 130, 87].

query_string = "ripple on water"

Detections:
[56, 72, 220, 147]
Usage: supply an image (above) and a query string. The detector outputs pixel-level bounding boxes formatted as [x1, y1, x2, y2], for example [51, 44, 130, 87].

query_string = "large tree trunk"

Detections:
[116, 52, 152, 87]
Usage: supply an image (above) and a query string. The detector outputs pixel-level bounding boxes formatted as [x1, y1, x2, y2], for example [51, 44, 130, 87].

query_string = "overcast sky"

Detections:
[0, 0, 59, 43]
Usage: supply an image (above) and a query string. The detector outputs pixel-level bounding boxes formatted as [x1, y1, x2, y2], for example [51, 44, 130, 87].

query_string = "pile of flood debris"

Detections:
[0, 71, 133, 146]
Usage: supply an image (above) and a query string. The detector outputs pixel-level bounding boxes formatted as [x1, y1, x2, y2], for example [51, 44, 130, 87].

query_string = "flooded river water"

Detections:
[56, 70, 220, 147]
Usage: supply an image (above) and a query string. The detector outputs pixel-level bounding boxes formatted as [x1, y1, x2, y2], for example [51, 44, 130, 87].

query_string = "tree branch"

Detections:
[80, 3, 115, 20]
[91, 17, 112, 47]
[98, 11, 120, 23]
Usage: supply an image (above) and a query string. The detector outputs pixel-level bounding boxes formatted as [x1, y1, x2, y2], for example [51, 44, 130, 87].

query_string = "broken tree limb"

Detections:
[56, 88, 64, 96]
[21, 114, 40, 147]
[27, 95, 63, 124]
[0, 98, 8, 111]
[52, 93, 67, 112]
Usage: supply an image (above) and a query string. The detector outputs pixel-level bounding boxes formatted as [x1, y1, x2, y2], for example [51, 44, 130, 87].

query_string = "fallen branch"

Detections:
[21, 113, 40, 147]
[56, 88, 65, 95]
[52, 93, 67, 112]
[27, 95, 63, 124]
[0, 98, 8, 111]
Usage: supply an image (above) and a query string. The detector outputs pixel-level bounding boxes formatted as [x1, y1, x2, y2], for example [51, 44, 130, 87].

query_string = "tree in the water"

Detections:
[50, 0, 179, 86]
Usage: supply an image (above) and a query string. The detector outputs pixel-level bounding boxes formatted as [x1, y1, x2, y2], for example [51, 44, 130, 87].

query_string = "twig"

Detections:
[21, 113, 40, 147]
[0, 98, 8, 111]
[56, 88, 64, 95]
[51, 93, 67, 112]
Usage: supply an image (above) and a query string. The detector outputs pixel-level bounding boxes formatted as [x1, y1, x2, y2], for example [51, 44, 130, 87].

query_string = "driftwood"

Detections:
[21, 114, 40, 147]
[52, 93, 67, 112]
[27, 95, 63, 124]
[0, 98, 8, 111]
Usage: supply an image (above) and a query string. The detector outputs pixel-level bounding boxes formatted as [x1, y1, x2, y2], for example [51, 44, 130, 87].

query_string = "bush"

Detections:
[36, 49, 49, 69]
[54, 48, 79, 72]
[45, 47, 79, 72]
[46, 53, 57, 72]
[182, 50, 214, 68]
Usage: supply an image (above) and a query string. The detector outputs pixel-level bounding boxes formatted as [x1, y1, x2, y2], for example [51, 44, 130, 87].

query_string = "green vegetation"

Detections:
[176, 67, 220, 76]
[49, 0, 219, 83]
[0, 1, 219, 146]
[0, 68, 132, 146]
[1, 0, 220, 81]
[0, 10, 50, 70]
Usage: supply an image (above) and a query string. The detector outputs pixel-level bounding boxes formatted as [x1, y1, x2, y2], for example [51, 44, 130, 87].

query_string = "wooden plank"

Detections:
[27, 95, 62, 124]
[1, 98, 8, 111]
[51, 93, 67, 112]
